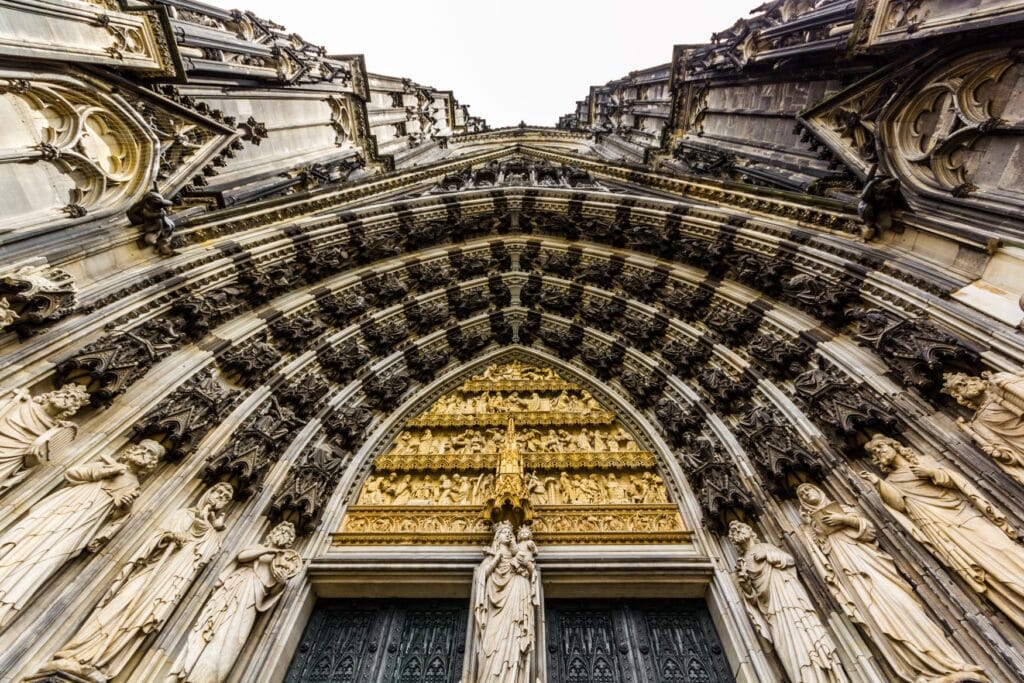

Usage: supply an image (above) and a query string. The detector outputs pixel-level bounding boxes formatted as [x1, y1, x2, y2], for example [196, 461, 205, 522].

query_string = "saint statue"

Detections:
[467, 522, 540, 683]
[728, 520, 848, 683]
[862, 434, 1024, 630]
[170, 522, 301, 683]
[796, 484, 984, 683]
[942, 371, 1024, 484]
[0, 383, 91, 492]
[40, 483, 234, 681]
[0, 439, 162, 630]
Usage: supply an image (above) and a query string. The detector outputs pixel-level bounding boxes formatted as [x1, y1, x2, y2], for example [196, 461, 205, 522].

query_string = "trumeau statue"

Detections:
[942, 370, 1024, 484]
[40, 483, 234, 682]
[468, 522, 541, 683]
[796, 484, 984, 683]
[0, 384, 91, 492]
[862, 434, 1024, 630]
[728, 520, 849, 683]
[0, 439, 163, 630]
[170, 522, 302, 683]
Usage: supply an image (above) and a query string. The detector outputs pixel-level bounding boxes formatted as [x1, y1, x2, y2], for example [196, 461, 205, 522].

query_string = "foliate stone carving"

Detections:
[170, 522, 301, 683]
[660, 283, 713, 320]
[446, 326, 490, 361]
[0, 263, 78, 333]
[171, 287, 244, 341]
[728, 521, 850, 683]
[55, 319, 183, 405]
[783, 274, 857, 324]
[729, 252, 789, 295]
[278, 371, 330, 415]
[620, 268, 668, 301]
[467, 522, 541, 683]
[735, 405, 823, 494]
[654, 397, 702, 447]
[404, 346, 450, 383]
[450, 251, 493, 278]
[660, 338, 712, 376]
[0, 440, 163, 630]
[0, 384, 90, 493]
[202, 398, 300, 498]
[490, 313, 514, 345]
[319, 289, 368, 325]
[856, 174, 903, 239]
[793, 367, 895, 439]
[130, 369, 236, 461]
[449, 287, 491, 319]
[704, 304, 762, 343]
[577, 258, 622, 286]
[747, 333, 810, 379]
[362, 372, 410, 411]
[270, 314, 326, 353]
[127, 186, 177, 256]
[238, 262, 301, 305]
[364, 273, 408, 306]
[488, 277, 511, 307]
[619, 314, 667, 350]
[300, 244, 350, 282]
[217, 337, 282, 386]
[361, 318, 408, 354]
[697, 367, 754, 413]
[407, 262, 453, 290]
[541, 250, 579, 277]
[40, 484, 234, 682]
[796, 484, 985, 683]
[269, 443, 351, 534]
[678, 438, 757, 533]
[942, 370, 1024, 485]
[580, 342, 624, 380]
[862, 435, 1024, 631]
[539, 325, 583, 360]
[853, 309, 977, 393]
[324, 404, 375, 449]
[537, 286, 579, 317]
[318, 341, 370, 384]
[619, 369, 665, 407]
[581, 296, 625, 329]
[404, 300, 449, 333]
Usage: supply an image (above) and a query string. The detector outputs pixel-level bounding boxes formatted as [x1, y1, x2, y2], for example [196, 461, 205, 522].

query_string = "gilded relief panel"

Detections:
[334, 361, 688, 545]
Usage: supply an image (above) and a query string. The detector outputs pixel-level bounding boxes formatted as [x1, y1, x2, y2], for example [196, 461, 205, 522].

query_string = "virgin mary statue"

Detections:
[467, 522, 540, 683]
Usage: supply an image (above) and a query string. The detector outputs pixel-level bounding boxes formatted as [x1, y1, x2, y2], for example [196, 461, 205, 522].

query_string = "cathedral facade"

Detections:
[0, 0, 1023, 681]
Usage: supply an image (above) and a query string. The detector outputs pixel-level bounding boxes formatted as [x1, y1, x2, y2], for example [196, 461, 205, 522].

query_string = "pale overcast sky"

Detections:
[200, 0, 758, 127]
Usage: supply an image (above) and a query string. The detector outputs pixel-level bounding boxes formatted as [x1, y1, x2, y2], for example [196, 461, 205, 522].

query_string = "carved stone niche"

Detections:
[660, 337, 712, 377]
[203, 397, 300, 499]
[747, 333, 811, 379]
[324, 403, 375, 450]
[270, 314, 327, 354]
[654, 396, 703, 447]
[131, 368, 236, 461]
[318, 341, 370, 384]
[696, 367, 755, 414]
[268, 441, 351, 535]
[782, 273, 858, 325]
[677, 437, 758, 533]
[793, 365, 896, 445]
[362, 371, 410, 411]
[404, 345, 450, 383]
[852, 308, 978, 394]
[734, 405, 824, 496]
[217, 337, 283, 386]
[318, 288, 369, 327]
[55, 318, 183, 406]
[0, 263, 77, 335]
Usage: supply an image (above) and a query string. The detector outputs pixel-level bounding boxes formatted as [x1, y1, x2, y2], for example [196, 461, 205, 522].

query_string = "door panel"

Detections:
[285, 600, 468, 683]
[545, 600, 733, 683]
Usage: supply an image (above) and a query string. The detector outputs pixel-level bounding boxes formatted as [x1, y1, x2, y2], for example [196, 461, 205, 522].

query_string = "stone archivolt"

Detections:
[335, 360, 687, 545]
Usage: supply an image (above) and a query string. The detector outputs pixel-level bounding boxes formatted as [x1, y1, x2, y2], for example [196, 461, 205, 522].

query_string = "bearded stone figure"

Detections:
[0, 439, 162, 630]
[862, 434, 1024, 630]
[942, 371, 1024, 485]
[40, 482, 234, 682]
[0, 384, 91, 493]
[467, 522, 541, 683]
[728, 520, 849, 683]
[796, 484, 984, 683]
[170, 522, 302, 683]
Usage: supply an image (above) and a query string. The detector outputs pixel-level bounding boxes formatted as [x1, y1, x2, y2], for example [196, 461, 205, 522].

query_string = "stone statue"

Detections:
[796, 484, 984, 683]
[0, 384, 91, 492]
[468, 522, 540, 683]
[170, 522, 301, 683]
[0, 439, 162, 630]
[862, 434, 1024, 630]
[728, 520, 849, 683]
[40, 483, 234, 681]
[942, 371, 1024, 485]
